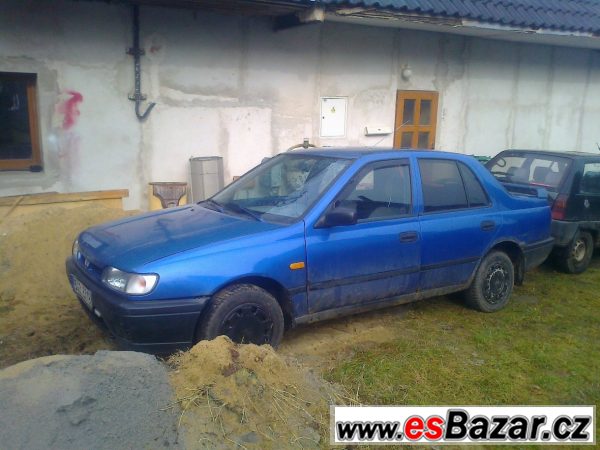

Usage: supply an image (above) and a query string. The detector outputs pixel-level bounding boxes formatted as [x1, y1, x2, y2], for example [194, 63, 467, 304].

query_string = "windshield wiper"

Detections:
[199, 199, 224, 212]
[273, 190, 307, 206]
[222, 202, 263, 221]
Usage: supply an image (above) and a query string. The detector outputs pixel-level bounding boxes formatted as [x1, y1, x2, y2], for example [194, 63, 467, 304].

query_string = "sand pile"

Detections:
[170, 336, 350, 449]
[0, 205, 134, 368]
[0, 351, 182, 450]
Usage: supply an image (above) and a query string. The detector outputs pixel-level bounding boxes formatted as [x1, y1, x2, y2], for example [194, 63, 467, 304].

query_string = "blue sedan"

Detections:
[66, 149, 554, 352]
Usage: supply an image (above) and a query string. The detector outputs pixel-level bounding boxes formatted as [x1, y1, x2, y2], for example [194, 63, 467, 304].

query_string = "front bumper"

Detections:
[523, 237, 555, 270]
[66, 257, 209, 354]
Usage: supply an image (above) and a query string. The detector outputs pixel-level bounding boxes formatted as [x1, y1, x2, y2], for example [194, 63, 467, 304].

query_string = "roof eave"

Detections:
[325, 8, 600, 50]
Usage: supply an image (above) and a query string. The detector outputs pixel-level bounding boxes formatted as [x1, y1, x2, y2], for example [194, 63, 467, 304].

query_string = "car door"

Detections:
[577, 161, 600, 221]
[305, 159, 420, 313]
[417, 158, 501, 290]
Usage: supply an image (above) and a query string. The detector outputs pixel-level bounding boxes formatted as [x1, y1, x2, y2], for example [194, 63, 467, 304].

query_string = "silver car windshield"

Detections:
[209, 154, 352, 223]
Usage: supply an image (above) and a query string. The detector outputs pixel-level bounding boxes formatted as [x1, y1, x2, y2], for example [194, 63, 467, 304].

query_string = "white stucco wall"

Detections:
[1, 0, 599, 209]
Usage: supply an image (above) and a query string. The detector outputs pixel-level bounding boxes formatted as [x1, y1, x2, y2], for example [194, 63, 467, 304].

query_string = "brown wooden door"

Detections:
[393, 91, 438, 149]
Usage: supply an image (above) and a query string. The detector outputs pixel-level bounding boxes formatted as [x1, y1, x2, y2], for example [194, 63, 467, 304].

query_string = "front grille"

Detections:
[75, 251, 103, 280]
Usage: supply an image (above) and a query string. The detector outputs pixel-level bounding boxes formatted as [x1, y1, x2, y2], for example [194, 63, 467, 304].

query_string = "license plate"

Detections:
[72, 276, 93, 310]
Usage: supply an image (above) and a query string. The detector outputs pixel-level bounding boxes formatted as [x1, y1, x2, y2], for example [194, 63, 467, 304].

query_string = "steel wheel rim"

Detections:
[484, 263, 509, 304]
[572, 238, 587, 263]
[220, 303, 274, 345]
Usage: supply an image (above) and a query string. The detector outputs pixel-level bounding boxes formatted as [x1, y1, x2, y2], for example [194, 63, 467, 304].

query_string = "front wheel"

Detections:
[198, 284, 284, 348]
[464, 251, 514, 312]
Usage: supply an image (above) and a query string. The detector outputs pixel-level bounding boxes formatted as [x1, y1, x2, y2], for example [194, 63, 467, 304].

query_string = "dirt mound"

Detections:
[0, 205, 134, 368]
[170, 336, 350, 449]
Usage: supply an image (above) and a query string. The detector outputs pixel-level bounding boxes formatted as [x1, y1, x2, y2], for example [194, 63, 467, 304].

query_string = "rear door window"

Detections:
[419, 159, 468, 212]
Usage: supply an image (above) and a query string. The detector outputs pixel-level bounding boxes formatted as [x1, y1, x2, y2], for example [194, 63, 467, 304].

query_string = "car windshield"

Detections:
[208, 153, 352, 223]
[486, 152, 571, 191]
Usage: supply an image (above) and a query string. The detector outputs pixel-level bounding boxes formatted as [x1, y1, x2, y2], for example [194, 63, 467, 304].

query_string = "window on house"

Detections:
[0, 72, 42, 171]
[394, 91, 438, 149]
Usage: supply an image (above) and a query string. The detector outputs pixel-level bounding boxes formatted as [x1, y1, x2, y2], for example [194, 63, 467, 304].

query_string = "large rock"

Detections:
[0, 351, 183, 450]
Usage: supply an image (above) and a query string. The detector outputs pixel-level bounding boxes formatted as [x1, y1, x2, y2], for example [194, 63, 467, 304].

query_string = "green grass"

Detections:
[327, 259, 600, 447]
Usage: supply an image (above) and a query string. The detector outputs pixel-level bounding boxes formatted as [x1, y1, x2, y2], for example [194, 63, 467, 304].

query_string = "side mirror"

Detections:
[320, 206, 357, 228]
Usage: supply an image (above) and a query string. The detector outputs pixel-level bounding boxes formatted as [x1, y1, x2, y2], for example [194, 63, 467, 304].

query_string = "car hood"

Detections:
[78, 206, 281, 270]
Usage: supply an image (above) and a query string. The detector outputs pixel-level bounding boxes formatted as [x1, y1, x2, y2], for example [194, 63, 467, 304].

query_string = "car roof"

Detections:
[288, 147, 462, 160]
[497, 149, 600, 159]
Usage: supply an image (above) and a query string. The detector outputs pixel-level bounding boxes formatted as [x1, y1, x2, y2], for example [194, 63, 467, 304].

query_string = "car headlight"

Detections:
[101, 267, 158, 295]
[72, 239, 80, 257]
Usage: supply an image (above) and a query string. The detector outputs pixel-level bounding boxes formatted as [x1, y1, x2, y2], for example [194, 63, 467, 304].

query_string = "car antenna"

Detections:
[370, 120, 410, 148]
[597, 142, 600, 152]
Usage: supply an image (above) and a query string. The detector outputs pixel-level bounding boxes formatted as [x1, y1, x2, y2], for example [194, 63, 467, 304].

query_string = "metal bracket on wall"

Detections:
[128, 4, 155, 121]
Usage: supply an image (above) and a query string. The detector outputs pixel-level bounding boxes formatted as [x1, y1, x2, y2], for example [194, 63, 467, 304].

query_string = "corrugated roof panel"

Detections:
[287, 0, 600, 33]
[445, 0, 464, 16]
[462, 0, 484, 17]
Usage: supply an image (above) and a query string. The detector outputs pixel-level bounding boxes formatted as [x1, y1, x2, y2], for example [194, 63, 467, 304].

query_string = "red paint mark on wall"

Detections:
[58, 90, 83, 130]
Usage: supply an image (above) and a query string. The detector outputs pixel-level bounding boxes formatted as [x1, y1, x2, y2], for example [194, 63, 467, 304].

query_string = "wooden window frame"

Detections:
[393, 90, 439, 150]
[0, 72, 42, 171]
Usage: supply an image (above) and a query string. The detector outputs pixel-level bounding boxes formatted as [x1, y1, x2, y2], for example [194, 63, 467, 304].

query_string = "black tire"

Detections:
[198, 284, 284, 348]
[554, 231, 593, 274]
[464, 251, 514, 313]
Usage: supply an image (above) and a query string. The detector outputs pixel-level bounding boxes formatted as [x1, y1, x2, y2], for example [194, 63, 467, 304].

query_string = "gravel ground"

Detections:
[0, 351, 183, 450]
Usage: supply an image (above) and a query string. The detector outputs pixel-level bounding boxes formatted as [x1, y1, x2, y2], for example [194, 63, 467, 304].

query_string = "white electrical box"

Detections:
[320, 97, 347, 137]
[364, 126, 392, 136]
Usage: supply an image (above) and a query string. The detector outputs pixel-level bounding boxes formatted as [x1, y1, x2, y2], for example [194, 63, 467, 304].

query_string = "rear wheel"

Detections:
[198, 284, 284, 348]
[464, 251, 514, 312]
[555, 231, 593, 274]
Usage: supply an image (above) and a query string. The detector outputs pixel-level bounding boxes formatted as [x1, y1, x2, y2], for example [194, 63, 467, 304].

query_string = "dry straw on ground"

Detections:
[169, 336, 355, 449]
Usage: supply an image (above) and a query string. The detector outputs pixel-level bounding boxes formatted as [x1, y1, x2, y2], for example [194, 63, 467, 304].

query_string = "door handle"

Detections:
[481, 220, 496, 231]
[399, 231, 418, 243]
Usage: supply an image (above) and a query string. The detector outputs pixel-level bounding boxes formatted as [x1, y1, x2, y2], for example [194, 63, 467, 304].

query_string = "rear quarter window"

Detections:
[458, 162, 490, 207]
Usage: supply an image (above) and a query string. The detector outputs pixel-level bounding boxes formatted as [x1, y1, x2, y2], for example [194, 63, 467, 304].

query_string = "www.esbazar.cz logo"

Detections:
[331, 406, 595, 445]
